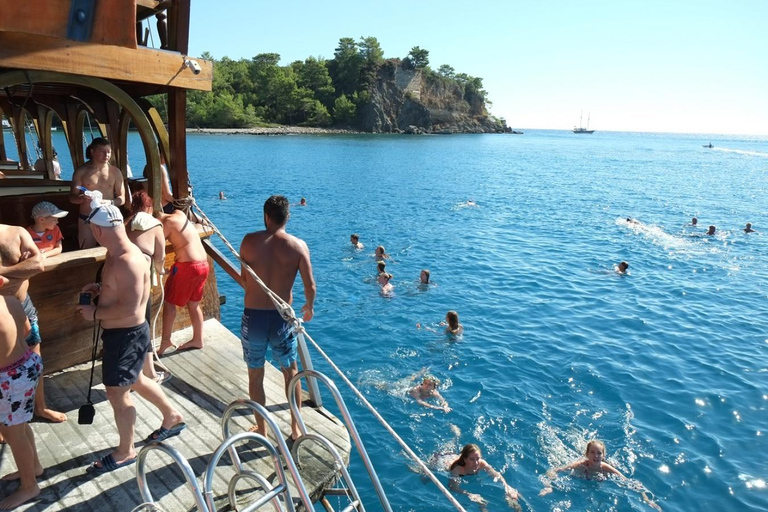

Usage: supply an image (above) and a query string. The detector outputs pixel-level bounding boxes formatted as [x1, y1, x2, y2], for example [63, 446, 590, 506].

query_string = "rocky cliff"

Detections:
[358, 60, 507, 134]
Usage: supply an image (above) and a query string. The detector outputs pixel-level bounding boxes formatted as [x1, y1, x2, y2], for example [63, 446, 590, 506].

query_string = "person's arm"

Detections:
[238, 236, 251, 289]
[161, 166, 174, 205]
[481, 461, 519, 500]
[298, 241, 316, 322]
[540, 459, 584, 496]
[112, 169, 126, 207]
[0, 229, 43, 279]
[69, 168, 88, 204]
[601, 462, 625, 478]
[45, 240, 63, 258]
[433, 390, 452, 412]
[153, 229, 166, 276]
[449, 469, 487, 505]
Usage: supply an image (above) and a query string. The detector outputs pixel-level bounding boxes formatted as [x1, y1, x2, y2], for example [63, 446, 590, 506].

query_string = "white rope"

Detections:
[190, 201, 467, 512]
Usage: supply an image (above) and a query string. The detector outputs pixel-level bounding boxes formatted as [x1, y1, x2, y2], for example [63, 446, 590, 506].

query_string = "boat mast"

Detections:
[587, 112, 590, 130]
[580, 110, 584, 129]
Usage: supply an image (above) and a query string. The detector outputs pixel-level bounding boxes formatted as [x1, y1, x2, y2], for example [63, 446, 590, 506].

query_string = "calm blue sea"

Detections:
[38, 130, 768, 511]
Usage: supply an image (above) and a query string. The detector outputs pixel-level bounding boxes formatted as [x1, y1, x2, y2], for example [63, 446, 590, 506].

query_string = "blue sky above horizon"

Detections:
[188, 1, 768, 135]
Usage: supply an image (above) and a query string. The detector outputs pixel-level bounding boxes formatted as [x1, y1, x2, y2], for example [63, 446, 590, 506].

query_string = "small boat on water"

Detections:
[573, 110, 595, 134]
[703, 143, 714, 148]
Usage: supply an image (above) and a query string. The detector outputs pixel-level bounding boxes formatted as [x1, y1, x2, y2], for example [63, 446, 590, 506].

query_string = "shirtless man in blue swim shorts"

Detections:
[239, 195, 316, 441]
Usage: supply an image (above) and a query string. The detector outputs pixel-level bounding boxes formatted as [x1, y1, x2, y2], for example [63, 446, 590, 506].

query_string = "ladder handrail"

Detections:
[136, 441, 209, 512]
[293, 433, 365, 512]
[228, 470, 285, 512]
[220, 400, 314, 512]
[289, 370, 392, 512]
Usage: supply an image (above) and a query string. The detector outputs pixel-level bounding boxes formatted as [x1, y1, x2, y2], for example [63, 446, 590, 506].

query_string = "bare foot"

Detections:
[176, 340, 203, 352]
[161, 411, 185, 431]
[34, 408, 67, 423]
[2, 464, 44, 481]
[157, 340, 176, 356]
[0, 484, 41, 509]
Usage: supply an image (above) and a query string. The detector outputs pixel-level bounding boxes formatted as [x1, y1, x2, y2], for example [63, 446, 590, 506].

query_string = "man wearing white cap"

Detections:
[27, 201, 68, 258]
[76, 204, 184, 473]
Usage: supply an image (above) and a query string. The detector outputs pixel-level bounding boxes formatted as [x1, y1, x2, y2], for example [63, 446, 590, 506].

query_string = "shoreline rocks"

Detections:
[187, 127, 361, 136]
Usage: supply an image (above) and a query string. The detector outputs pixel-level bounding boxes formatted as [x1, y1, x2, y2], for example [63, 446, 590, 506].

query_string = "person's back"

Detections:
[242, 229, 306, 309]
[162, 210, 206, 262]
[98, 227, 150, 330]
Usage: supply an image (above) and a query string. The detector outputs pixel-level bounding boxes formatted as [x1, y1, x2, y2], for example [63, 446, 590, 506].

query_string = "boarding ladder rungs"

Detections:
[135, 370, 391, 512]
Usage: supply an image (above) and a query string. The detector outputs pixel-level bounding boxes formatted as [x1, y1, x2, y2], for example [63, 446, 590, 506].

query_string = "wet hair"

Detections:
[351, 233, 359, 242]
[618, 261, 629, 272]
[692, 217, 698, 225]
[421, 269, 430, 283]
[264, 195, 290, 225]
[446, 311, 460, 330]
[86, 137, 111, 160]
[584, 439, 606, 457]
[375, 245, 386, 255]
[423, 374, 440, 387]
[377, 261, 386, 273]
[450, 444, 481, 471]
[129, 190, 154, 218]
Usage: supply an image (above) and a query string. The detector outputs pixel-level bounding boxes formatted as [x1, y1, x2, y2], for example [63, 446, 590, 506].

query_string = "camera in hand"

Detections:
[79, 292, 91, 305]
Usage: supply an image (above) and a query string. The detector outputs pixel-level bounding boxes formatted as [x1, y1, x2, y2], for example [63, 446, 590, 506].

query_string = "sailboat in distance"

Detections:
[573, 111, 595, 134]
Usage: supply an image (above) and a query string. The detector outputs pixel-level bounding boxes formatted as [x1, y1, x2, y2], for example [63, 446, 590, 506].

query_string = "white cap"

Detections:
[87, 204, 123, 227]
[31, 201, 68, 219]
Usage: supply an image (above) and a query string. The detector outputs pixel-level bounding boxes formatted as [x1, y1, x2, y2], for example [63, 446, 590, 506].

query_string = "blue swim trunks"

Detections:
[240, 308, 297, 370]
[21, 295, 41, 346]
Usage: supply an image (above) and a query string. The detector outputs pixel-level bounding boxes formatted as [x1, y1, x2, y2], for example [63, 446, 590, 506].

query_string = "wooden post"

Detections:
[168, 88, 187, 199]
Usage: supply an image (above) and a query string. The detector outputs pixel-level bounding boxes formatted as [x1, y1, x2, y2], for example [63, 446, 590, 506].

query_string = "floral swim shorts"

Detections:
[0, 350, 42, 426]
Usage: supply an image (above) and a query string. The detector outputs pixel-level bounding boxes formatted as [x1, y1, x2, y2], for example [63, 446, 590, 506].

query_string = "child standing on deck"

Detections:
[0, 295, 43, 509]
[27, 201, 68, 258]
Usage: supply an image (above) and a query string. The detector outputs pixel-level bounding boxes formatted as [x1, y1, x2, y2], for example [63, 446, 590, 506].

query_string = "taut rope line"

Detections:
[188, 200, 467, 512]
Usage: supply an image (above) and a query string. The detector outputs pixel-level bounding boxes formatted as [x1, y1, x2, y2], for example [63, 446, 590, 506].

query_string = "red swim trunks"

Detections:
[164, 260, 209, 306]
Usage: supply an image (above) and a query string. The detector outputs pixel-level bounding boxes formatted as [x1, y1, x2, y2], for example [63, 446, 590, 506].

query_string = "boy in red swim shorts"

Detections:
[158, 207, 210, 355]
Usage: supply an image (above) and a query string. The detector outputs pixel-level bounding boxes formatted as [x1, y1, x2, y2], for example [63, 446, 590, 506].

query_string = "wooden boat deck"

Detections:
[0, 319, 351, 511]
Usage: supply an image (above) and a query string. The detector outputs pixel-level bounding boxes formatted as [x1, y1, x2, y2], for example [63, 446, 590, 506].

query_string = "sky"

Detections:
[187, 1, 768, 135]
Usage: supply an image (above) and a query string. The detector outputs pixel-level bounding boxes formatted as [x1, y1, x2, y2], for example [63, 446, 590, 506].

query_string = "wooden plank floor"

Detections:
[0, 319, 351, 511]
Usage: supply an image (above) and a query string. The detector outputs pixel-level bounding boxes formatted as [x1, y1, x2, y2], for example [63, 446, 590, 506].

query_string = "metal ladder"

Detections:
[134, 370, 392, 512]
[135, 399, 310, 512]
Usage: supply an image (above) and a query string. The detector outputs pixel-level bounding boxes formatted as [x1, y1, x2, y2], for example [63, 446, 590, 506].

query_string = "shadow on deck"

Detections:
[0, 319, 351, 511]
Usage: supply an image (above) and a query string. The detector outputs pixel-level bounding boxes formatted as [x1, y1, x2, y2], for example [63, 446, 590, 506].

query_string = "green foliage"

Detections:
[407, 46, 429, 69]
[438, 64, 455, 78]
[333, 94, 357, 124]
[182, 37, 492, 128]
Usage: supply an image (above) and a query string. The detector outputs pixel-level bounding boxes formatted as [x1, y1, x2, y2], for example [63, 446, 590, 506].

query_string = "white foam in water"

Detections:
[617, 217, 713, 255]
[713, 147, 768, 158]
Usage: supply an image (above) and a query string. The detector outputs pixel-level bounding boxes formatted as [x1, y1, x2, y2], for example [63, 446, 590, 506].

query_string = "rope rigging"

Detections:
[186, 198, 468, 512]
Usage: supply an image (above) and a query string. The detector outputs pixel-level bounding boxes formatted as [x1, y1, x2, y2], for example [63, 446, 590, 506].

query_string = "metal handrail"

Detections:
[220, 400, 315, 512]
[292, 433, 364, 512]
[136, 441, 209, 512]
[204, 431, 294, 512]
[228, 470, 284, 512]
[289, 370, 392, 512]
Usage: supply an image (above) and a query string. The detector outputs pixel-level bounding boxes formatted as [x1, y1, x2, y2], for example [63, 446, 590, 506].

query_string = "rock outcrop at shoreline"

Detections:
[187, 127, 361, 135]
[358, 60, 508, 134]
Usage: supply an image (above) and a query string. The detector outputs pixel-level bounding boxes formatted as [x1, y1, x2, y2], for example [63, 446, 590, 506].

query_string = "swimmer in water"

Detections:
[299, 197, 306, 206]
[420, 269, 430, 284]
[617, 261, 629, 274]
[377, 261, 386, 275]
[626, 217, 639, 224]
[540, 440, 661, 510]
[375, 245, 390, 260]
[378, 272, 393, 294]
[744, 223, 755, 233]
[691, 217, 698, 226]
[218, 191, 226, 200]
[442, 310, 463, 335]
[350, 233, 364, 249]
[409, 374, 451, 412]
[449, 444, 520, 508]
[707, 225, 716, 236]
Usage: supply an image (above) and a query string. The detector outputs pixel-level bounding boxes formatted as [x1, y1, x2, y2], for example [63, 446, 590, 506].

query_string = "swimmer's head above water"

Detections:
[450, 444, 482, 472]
[584, 439, 606, 468]
[707, 225, 716, 235]
[617, 261, 629, 273]
[420, 269, 430, 284]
